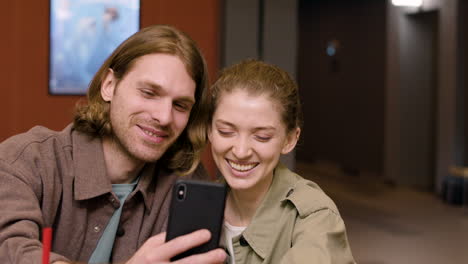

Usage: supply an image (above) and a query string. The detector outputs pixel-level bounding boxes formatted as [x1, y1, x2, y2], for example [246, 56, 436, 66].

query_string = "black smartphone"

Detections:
[165, 179, 227, 260]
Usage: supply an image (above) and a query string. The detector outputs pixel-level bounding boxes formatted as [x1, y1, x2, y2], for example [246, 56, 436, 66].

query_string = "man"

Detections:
[0, 25, 226, 264]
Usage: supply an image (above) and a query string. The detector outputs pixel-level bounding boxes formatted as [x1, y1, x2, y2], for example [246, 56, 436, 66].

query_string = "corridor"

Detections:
[296, 161, 468, 264]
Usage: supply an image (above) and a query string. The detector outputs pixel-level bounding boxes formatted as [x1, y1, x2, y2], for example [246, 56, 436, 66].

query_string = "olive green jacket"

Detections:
[230, 163, 356, 264]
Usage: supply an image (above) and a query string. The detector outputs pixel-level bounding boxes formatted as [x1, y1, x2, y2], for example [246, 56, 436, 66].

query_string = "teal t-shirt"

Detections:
[88, 180, 138, 263]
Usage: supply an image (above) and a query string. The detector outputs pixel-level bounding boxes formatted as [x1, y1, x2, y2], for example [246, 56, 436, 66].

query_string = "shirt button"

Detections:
[93, 226, 101, 233]
[116, 227, 125, 237]
[239, 236, 248, 247]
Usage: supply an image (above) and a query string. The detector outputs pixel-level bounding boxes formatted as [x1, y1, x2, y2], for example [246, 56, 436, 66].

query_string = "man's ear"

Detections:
[281, 127, 301, 155]
[101, 69, 116, 102]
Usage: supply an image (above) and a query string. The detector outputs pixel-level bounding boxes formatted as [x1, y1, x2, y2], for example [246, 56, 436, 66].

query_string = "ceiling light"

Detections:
[391, 0, 423, 7]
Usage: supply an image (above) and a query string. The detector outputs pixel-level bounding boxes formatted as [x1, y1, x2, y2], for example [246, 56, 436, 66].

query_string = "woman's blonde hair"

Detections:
[209, 59, 303, 133]
[74, 24, 210, 175]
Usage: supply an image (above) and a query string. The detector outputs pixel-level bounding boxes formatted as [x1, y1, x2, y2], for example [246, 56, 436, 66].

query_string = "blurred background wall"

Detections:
[2, 1, 468, 262]
[0, 0, 221, 174]
[1, 0, 468, 194]
[297, 0, 386, 179]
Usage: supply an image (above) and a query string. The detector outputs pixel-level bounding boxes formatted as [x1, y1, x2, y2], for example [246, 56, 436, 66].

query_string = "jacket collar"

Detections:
[71, 127, 157, 210]
[240, 163, 297, 259]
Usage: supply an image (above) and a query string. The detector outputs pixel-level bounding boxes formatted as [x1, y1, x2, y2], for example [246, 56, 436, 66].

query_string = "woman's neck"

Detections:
[224, 174, 273, 227]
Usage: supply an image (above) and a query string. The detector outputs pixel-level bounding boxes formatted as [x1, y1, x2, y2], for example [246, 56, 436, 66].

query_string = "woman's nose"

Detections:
[232, 138, 252, 159]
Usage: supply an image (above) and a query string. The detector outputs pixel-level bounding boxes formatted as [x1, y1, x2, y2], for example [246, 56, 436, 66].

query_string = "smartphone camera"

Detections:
[176, 183, 187, 201]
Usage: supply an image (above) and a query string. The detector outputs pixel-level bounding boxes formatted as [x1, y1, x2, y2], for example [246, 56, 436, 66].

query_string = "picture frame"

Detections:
[49, 0, 140, 95]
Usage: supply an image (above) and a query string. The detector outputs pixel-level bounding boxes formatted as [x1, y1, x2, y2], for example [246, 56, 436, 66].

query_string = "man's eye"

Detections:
[140, 89, 154, 97]
[174, 103, 190, 112]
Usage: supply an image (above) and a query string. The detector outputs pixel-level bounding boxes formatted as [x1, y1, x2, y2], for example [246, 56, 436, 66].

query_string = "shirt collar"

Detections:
[241, 163, 296, 259]
[134, 162, 158, 211]
[72, 129, 112, 201]
[71, 128, 159, 209]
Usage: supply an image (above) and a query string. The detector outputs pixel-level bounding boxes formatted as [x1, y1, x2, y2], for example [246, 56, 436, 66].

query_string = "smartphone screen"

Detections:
[165, 179, 227, 260]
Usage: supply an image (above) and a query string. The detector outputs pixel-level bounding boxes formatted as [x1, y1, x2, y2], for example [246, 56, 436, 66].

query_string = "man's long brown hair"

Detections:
[74, 25, 210, 175]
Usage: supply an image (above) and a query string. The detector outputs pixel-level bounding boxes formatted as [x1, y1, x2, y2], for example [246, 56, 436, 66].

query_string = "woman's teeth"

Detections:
[228, 160, 257, 172]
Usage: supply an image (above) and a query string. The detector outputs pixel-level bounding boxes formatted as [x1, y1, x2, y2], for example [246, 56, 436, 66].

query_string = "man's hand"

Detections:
[126, 229, 227, 264]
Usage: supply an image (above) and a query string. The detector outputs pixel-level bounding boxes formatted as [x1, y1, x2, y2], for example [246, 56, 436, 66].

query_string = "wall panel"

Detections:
[0, 0, 220, 175]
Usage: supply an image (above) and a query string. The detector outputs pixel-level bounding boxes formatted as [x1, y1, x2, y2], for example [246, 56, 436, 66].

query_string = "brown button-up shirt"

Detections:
[0, 124, 206, 263]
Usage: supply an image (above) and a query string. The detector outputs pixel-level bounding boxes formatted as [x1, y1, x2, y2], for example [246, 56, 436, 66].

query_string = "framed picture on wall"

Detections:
[49, 0, 140, 95]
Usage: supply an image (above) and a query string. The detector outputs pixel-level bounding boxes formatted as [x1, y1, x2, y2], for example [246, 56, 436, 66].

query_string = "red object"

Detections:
[42, 227, 52, 264]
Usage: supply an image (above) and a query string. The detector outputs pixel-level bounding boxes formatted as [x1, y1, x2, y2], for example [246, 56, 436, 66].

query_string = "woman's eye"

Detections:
[218, 130, 233, 136]
[255, 135, 271, 142]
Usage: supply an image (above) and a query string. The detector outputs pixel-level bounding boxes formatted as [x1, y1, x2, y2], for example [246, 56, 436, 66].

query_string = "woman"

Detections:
[207, 59, 355, 264]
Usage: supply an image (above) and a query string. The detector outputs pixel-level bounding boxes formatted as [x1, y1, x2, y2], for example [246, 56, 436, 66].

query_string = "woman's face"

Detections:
[208, 89, 298, 192]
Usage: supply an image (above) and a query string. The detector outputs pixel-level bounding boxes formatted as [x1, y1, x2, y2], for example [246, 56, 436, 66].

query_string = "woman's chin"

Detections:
[225, 177, 253, 191]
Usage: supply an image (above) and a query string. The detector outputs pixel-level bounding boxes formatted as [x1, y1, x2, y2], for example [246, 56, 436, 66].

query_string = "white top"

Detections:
[220, 221, 246, 264]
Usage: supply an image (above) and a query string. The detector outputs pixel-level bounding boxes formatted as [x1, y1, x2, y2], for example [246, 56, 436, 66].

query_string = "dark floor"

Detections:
[295, 161, 468, 264]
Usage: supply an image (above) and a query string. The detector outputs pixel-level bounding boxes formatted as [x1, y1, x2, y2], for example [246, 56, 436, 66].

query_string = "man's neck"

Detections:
[102, 136, 145, 184]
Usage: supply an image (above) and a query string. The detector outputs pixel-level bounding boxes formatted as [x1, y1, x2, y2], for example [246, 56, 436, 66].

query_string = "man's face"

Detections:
[101, 53, 196, 163]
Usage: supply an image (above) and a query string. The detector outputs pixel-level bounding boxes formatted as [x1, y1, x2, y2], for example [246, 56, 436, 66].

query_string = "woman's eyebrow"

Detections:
[215, 119, 276, 131]
[252, 126, 276, 133]
[214, 119, 235, 127]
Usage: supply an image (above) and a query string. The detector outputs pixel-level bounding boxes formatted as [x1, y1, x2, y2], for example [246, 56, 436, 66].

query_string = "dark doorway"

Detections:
[399, 10, 439, 191]
[297, 0, 386, 177]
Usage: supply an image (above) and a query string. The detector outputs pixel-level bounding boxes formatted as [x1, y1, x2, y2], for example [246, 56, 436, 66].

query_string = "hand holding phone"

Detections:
[126, 230, 227, 264]
[165, 179, 227, 260]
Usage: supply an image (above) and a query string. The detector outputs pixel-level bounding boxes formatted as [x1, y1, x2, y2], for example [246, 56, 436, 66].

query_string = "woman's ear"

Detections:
[207, 124, 213, 142]
[281, 127, 301, 155]
[101, 69, 116, 102]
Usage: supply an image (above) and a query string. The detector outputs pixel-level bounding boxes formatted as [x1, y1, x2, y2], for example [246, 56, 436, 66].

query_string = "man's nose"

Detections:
[151, 99, 173, 126]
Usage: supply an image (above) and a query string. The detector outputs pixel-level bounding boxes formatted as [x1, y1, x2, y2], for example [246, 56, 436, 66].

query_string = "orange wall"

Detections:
[0, 0, 219, 175]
